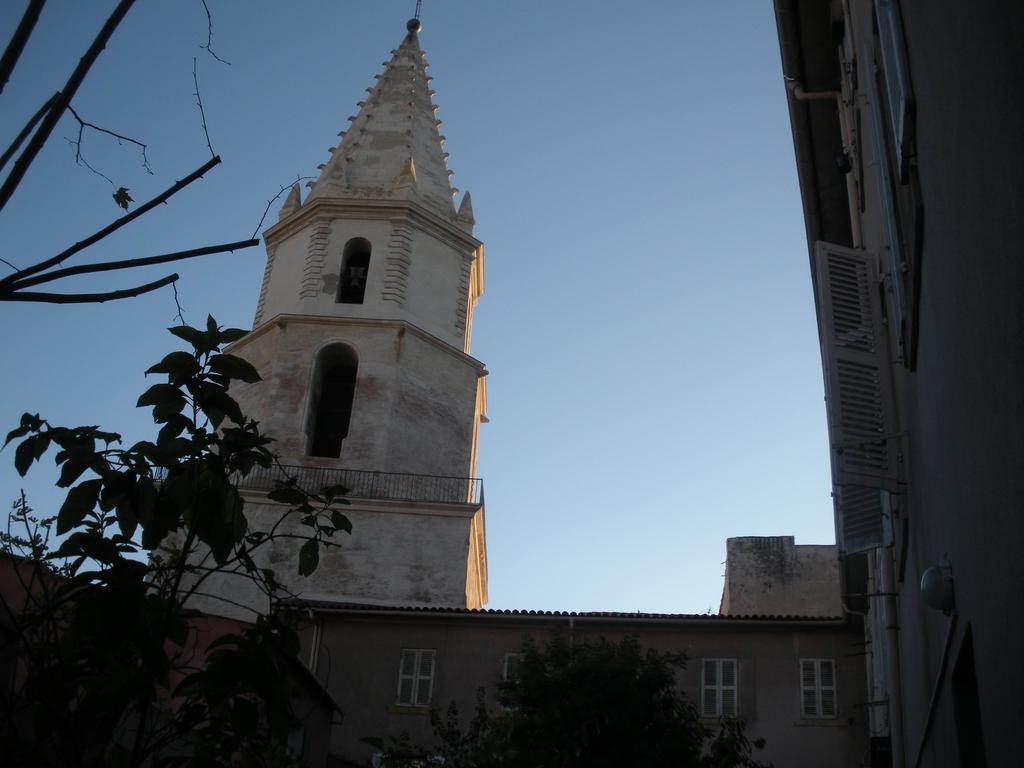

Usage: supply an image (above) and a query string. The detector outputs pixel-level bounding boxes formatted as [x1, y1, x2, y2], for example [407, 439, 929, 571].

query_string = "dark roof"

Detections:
[290, 599, 845, 624]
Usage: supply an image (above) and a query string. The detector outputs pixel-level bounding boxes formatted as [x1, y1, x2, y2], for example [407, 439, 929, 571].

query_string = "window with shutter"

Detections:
[873, 0, 913, 181]
[503, 653, 522, 682]
[396, 648, 435, 706]
[701, 659, 737, 717]
[813, 242, 899, 553]
[864, 43, 908, 362]
[799, 659, 837, 718]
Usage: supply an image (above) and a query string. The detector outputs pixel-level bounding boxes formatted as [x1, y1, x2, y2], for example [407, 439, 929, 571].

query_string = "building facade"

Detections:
[193, 19, 489, 618]
[298, 603, 869, 768]
[773, 1, 1024, 765]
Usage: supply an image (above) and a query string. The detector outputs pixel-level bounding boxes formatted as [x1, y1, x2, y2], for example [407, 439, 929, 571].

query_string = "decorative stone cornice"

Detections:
[229, 312, 488, 374]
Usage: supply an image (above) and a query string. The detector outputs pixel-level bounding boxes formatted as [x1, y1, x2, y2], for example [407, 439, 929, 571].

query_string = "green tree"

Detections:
[384, 635, 771, 768]
[0, 317, 350, 767]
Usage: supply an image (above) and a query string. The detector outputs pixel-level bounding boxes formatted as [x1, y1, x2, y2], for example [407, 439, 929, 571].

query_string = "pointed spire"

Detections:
[278, 183, 301, 221]
[456, 191, 475, 232]
[307, 18, 457, 217]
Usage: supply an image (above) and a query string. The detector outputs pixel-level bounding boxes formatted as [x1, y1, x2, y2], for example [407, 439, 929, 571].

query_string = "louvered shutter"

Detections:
[398, 649, 416, 704]
[720, 660, 737, 717]
[702, 660, 718, 717]
[813, 242, 898, 553]
[415, 650, 435, 705]
[819, 660, 836, 717]
[874, 0, 913, 180]
[864, 42, 908, 357]
[800, 660, 818, 717]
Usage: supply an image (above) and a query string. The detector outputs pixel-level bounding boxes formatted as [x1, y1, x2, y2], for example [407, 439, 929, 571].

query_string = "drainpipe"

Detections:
[785, 78, 864, 249]
[877, 547, 906, 768]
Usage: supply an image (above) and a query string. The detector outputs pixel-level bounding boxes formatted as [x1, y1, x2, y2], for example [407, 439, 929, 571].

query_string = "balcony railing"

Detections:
[235, 463, 483, 506]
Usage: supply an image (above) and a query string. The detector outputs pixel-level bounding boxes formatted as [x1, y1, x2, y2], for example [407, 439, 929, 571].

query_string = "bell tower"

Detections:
[221, 18, 488, 612]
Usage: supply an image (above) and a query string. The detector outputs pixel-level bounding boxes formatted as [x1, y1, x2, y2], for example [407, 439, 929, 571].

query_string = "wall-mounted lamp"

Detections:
[920, 555, 954, 615]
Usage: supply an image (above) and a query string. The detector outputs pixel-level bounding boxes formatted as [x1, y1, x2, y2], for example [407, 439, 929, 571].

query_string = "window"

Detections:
[338, 237, 371, 304]
[701, 658, 737, 717]
[800, 659, 837, 718]
[503, 653, 522, 682]
[308, 344, 358, 458]
[397, 648, 435, 706]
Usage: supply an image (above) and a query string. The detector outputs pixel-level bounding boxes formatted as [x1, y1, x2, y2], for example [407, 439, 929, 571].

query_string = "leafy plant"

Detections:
[380, 636, 772, 768]
[0, 317, 350, 767]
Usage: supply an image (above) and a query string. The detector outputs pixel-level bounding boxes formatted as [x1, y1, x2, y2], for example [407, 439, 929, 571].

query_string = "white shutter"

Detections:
[702, 659, 737, 717]
[415, 650, 435, 705]
[720, 660, 737, 717]
[813, 242, 899, 553]
[397, 649, 435, 706]
[800, 660, 818, 717]
[864, 42, 908, 357]
[873, 0, 913, 180]
[503, 653, 522, 682]
[702, 659, 718, 717]
[819, 660, 837, 717]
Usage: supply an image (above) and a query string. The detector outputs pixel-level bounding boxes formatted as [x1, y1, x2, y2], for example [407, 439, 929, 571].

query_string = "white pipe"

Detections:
[786, 78, 864, 248]
[878, 546, 906, 768]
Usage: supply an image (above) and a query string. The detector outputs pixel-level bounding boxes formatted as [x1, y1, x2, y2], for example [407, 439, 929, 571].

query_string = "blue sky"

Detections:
[0, 1, 833, 613]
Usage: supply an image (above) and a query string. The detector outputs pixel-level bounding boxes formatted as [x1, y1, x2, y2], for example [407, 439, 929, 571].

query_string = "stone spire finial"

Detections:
[307, 20, 456, 217]
[278, 183, 301, 221]
[456, 191, 475, 232]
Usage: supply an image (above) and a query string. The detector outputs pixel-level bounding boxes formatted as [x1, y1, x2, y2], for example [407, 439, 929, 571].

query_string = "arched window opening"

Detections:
[337, 237, 371, 304]
[308, 345, 358, 458]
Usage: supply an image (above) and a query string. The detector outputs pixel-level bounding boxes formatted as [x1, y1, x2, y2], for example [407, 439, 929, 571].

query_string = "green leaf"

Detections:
[116, 498, 138, 539]
[4, 412, 41, 449]
[167, 324, 205, 348]
[330, 510, 352, 534]
[267, 486, 306, 506]
[322, 483, 350, 501]
[57, 479, 101, 534]
[206, 314, 218, 335]
[137, 383, 184, 408]
[145, 351, 199, 384]
[57, 455, 93, 488]
[219, 327, 248, 344]
[14, 434, 49, 476]
[209, 354, 261, 383]
[298, 539, 319, 576]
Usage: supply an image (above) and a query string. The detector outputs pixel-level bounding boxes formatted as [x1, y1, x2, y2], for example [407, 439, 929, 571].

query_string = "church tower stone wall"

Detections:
[197, 20, 488, 617]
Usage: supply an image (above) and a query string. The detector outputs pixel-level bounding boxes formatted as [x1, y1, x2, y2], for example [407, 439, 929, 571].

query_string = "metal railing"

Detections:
[235, 463, 483, 506]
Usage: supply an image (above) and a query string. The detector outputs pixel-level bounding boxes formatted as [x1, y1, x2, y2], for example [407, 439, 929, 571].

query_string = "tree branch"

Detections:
[192, 57, 215, 157]
[251, 176, 313, 239]
[0, 92, 58, 174]
[0, 0, 137, 214]
[0, 0, 46, 96]
[0, 155, 221, 289]
[66, 103, 152, 176]
[198, 0, 230, 65]
[1, 274, 178, 304]
[4, 238, 258, 292]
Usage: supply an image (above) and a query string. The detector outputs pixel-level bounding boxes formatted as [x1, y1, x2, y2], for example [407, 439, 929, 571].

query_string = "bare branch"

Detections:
[171, 281, 186, 326]
[1, 274, 179, 304]
[62, 136, 114, 186]
[251, 176, 313, 239]
[198, 0, 230, 65]
[0, 0, 138, 214]
[66, 103, 152, 176]
[0, 155, 221, 290]
[192, 57, 215, 158]
[0, 0, 46, 96]
[0, 92, 58, 174]
[4, 238, 259, 292]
